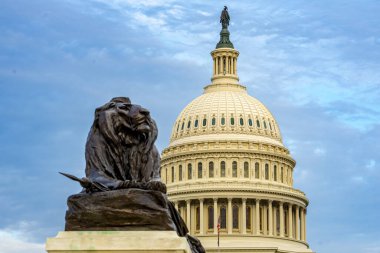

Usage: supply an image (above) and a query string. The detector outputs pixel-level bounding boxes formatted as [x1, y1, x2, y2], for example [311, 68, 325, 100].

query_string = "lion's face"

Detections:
[96, 98, 157, 146]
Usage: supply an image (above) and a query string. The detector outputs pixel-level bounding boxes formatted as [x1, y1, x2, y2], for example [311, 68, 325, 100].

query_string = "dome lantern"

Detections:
[209, 6, 241, 92]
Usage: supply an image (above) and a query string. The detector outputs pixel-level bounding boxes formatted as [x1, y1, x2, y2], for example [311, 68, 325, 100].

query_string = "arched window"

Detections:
[187, 120, 191, 129]
[181, 122, 184, 130]
[233, 205, 239, 229]
[244, 162, 249, 178]
[177, 123, 180, 131]
[248, 118, 253, 126]
[188, 163, 192, 180]
[240, 118, 244, 125]
[269, 122, 272, 130]
[198, 162, 203, 179]
[220, 206, 227, 229]
[256, 120, 260, 128]
[179, 165, 182, 181]
[209, 161, 214, 178]
[263, 120, 267, 129]
[221, 117, 225, 125]
[281, 167, 284, 182]
[208, 206, 214, 229]
[274, 165, 277, 181]
[220, 161, 226, 177]
[212, 117, 216, 126]
[196, 206, 200, 230]
[232, 161, 237, 177]
[171, 166, 174, 182]
[202, 118, 207, 127]
[194, 119, 199, 128]
[265, 164, 269, 180]
[255, 162, 260, 179]
[230, 117, 235, 125]
[246, 206, 252, 230]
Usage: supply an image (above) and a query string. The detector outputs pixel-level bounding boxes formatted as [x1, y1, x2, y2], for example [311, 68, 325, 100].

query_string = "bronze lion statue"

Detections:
[61, 97, 165, 193]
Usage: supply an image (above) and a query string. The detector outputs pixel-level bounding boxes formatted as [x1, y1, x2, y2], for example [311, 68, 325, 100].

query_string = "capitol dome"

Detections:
[170, 84, 283, 147]
[160, 7, 313, 253]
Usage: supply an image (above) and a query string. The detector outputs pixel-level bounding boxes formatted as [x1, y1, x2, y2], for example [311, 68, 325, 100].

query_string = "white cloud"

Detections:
[365, 159, 376, 171]
[0, 222, 44, 253]
[314, 147, 326, 156]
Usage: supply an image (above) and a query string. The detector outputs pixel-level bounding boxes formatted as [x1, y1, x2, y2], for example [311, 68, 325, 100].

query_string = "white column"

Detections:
[263, 205, 267, 235]
[255, 199, 260, 235]
[279, 202, 284, 237]
[186, 200, 191, 233]
[303, 208, 307, 241]
[199, 199, 204, 235]
[228, 198, 232, 234]
[242, 198, 247, 234]
[288, 204, 293, 238]
[273, 206, 277, 236]
[295, 206, 300, 240]
[213, 198, 218, 234]
[268, 200, 273, 236]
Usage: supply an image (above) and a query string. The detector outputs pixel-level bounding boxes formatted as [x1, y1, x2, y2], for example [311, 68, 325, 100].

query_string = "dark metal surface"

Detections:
[61, 97, 205, 253]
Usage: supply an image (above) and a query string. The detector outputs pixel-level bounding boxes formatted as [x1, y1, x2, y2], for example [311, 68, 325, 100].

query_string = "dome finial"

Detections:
[216, 6, 234, 48]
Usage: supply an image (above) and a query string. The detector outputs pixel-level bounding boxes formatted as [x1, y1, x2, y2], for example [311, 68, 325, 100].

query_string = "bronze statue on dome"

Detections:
[220, 6, 230, 28]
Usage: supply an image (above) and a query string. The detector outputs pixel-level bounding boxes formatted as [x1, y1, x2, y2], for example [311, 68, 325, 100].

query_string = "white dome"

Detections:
[169, 84, 283, 148]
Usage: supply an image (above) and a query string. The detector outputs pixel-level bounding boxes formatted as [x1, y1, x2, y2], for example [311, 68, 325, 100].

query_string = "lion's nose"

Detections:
[140, 108, 149, 115]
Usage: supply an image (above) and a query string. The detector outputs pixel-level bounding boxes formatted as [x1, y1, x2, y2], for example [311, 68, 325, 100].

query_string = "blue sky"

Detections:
[0, 0, 379, 252]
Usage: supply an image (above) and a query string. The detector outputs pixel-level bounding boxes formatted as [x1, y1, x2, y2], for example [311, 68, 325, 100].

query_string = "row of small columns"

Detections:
[174, 198, 307, 242]
[213, 55, 237, 76]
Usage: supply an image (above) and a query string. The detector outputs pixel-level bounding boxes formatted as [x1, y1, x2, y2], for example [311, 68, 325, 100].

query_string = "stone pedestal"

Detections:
[46, 231, 192, 253]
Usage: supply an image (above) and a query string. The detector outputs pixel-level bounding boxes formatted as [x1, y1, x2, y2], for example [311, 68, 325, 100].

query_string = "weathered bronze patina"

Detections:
[61, 97, 205, 253]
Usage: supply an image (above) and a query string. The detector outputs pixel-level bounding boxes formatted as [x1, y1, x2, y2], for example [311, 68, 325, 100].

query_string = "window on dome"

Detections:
[269, 122, 272, 130]
[255, 162, 260, 179]
[219, 206, 227, 229]
[265, 164, 269, 180]
[203, 118, 207, 127]
[177, 123, 180, 131]
[221, 117, 226, 125]
[281, 167, 284, 182]
[220, 161, 226, 177]
[231, 117, 235, 125]
[246, 206, 252, 230]
[208, 206, 214, 229]
[244, 162, 249, 178]
[179, 165, 182, 181]
[240, 118, 244, 126]
[274, 165, 277, 181]
[187, 121, 191, 129]
[188, 164, 192, 180]
[233, 205, 239, 229]
[256, 120, 260, 128]
[196, 206, 200, 230]
[194, 119, 199, 128]
[209, 161, 214, 178]
[171, 166, 174, 182]
[232, 161, 237, 177]
[198, 162, 203, 179]
[212, 117, 216, 126]
[264, 120, 267, 129]
[181, 122, 184, 130]
[248, 118, 253, 126]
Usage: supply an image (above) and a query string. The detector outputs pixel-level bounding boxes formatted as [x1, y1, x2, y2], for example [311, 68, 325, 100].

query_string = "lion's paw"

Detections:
[146, 180, 167, 194]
